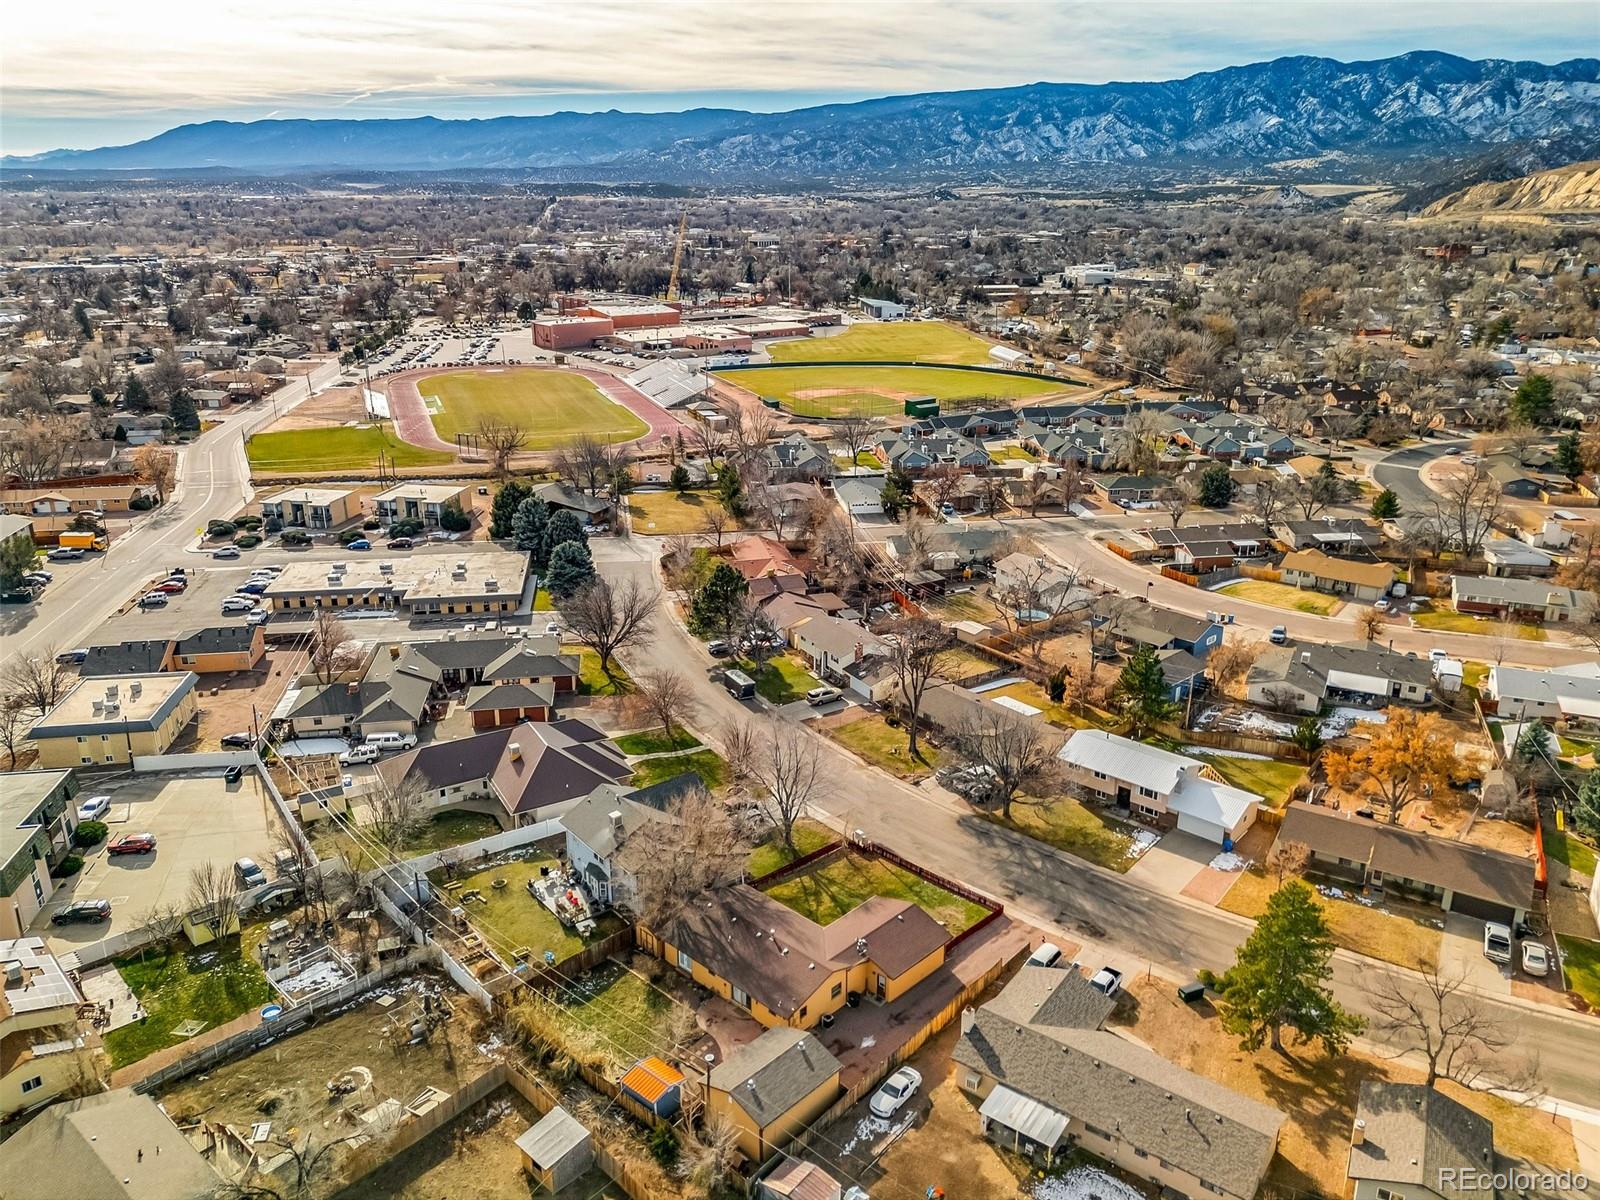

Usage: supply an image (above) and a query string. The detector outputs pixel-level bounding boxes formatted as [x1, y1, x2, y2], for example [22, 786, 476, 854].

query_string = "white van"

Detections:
[363, 731, 418, 752]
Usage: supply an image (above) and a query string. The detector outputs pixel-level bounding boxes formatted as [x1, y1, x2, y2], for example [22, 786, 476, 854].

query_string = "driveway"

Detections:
[1125, 830, 1215, 895]
[1438, 913, 1510, 995]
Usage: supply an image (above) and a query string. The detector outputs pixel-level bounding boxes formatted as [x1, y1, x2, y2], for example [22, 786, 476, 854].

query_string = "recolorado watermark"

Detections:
[1439, 1167, 1589, 1192]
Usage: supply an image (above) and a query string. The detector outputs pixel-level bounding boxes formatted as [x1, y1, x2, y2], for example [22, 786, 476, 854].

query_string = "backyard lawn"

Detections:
[987, 794, 1140, 871]
[1195, 752, 1307, 807]
[1557, 935, 1600, 1008]
[1546, 822, 1598, 877]
[747, 817, 837, 879]
[311, 809, 502, 870]
[626, 490, 731, 535]
[246, 424, 452, 473]
[767, 320, 995, 365]
[539, 959, 689, 1072]
[613, 726, 702, 756]
[103, 941, 275, 1069]
[987, 680, 1123, 732]
[762, 849, 991, 934]
[827, 714, 944, 779]
[429, 856, 621, 967]
[740, 654, 821, 704]
[630, 747, 728, 790]
[1219, 870, 1440, 972]
[988, 445, 1038, 463]
[1216, 579, 1342, 615]
[1412, 611, 1546, 640]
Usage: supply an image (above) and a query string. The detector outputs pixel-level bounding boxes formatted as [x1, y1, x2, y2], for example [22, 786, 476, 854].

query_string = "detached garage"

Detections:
[1166, 775, 1259, 846]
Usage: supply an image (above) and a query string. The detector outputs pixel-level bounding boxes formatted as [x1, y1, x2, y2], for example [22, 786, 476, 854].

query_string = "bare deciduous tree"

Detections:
[0, 694, 26, 769]
[1205, 640, 1262, 692]
[308, 610, 363, 683]
[880, 617, 949, 761]
[2, 650, 72, 715]
[951, 709, 1062, 820]
[724, 719, 826, 853]
[132, 444, 178, 503]
[558, 575, 659, 689]
[700, 504, 731, 549]
[1245, 473, 1291, 529]
[185, 862, 242, 943]
[618, 785, 749, 927]
[474, 420, 526, 478]
[832, 413, 883, 466]
[631, 668, 698, 748]
[1369, 965, 1528, 1091]
[1431, 464, 1504, 557]
[1266, 839, 1311, 885]
[364, 770, 431, 860]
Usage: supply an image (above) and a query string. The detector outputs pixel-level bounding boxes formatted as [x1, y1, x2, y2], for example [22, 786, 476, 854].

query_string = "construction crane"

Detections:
[665, 209, 689, 302]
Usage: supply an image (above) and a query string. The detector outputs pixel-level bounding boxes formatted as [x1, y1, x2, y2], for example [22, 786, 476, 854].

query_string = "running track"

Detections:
[380, 364, 686, 456]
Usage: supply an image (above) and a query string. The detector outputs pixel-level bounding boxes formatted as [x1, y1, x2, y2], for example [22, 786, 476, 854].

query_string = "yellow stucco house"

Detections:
[26, 674, 198, 769]
[640, 883, 949, 1032]
[0, 937, 99, 1117]
[705, 1026, 841, 1164]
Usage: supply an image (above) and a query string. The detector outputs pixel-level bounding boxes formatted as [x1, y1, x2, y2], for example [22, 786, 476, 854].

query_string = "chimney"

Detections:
[389, 645, 401, 660]
[508, 742, 521, 760]
[960, 1006, 975, 1034]
[854, 641, 864, 664]
[1352, 1119, 1366, 1147]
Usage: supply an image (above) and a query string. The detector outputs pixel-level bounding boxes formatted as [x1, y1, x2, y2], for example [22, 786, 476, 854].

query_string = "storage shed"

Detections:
[619, 1055, 685, 1117]
[516, 1105, 593, 1193]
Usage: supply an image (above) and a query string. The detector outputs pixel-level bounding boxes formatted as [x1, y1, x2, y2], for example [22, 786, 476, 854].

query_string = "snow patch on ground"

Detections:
[1183, 745, 1276, 761]
[1127, 829, 1160, 860]
[840, 1111, 912, 1158]
[1320, 706, 1387, 738]
[970, 677, 1026, 694]
[1209, 852, 1251, 871]
[1194, 705, 1295, 738]
[1034, 1167, 1146, 1200]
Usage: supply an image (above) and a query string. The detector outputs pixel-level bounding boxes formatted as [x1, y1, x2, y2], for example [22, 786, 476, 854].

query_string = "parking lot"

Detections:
[92, 563, 264, 643]
[36, 771, 282, 957]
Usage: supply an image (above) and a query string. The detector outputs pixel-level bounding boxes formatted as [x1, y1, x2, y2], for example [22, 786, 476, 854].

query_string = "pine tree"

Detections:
[490, 481, 530, 539]
[1196, 463, 1235, 507]
[1515, 721, 1554, 764]
[1574, 771, 1600, 841]
[543, 539, 595, 600]
[512, 496, 549, 554]
[689, 563, 748, 639]
[670, 464, 691, 492]
[168, 388, 200, 432]
[1510, 374, 1554, 426]
[1212, 880, 1362, 1054]
[541, 511, 584, 568]
[1370, 488, 1401, 519]
[123, 375, 151, 413]
[1554, 432, 1583, 479]
[1114, 644, 1179, 734]
[716, 464, 745, 517]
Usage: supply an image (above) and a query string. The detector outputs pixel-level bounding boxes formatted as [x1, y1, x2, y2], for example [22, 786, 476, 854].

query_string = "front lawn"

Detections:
[987, 795, 1140, 871]
[629, 747, 728, 790]
[626, 490, 731, 535]
[613, 726, 703, 756]
[428, 856, 622, 967]
[747, 817, 837, 879]
[1195, 753, 1307, 807]
[1219, 869, 1440, 972]
[739, 654, 821, 704]
[532, 587, 555, 611]
[827, 715, 944, 779]
[564, 646, 630, 695]
[1412, 611, 1547, 640]
[1546, 824, 1598, 877]
[103, 941, 275, 1069]
[1557, 935, 1600, 1008]
[762, 849, 991, 935]
[1216, 579, 1342, 615]
[311, 809, 503, 870]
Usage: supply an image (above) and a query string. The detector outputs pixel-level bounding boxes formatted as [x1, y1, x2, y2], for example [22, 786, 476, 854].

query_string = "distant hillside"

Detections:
[1422, 159, 1600, 216]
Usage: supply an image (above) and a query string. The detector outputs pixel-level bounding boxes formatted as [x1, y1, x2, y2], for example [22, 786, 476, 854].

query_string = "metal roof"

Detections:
[515, 1105, 590, 1167]
[979, 1082, 1071, 1148]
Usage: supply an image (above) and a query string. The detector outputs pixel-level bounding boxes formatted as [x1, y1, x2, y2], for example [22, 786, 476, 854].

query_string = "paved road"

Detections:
[593, 534, 1600, 1105]
[1372, 439, 1468, 516]
[1, 361, 339, 662]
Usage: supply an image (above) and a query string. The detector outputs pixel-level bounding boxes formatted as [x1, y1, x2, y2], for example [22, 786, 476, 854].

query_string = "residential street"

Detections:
[596, 535, 1600, 1106]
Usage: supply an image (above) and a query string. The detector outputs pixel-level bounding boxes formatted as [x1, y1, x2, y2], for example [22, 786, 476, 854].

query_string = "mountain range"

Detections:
[9, 51, 1600, 184]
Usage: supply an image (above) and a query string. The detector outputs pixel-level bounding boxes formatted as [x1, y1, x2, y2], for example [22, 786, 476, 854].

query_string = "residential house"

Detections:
[0, 482, 154, 517]
[1480, 538, 1556, 578]
[992, 552, 1091, 614]
[376, 719, 631, 829]
[372, 481, 472, 528]
[874, 430, 989, 474]
[954, 965, 1283, 1199]
[1481, 457, 1547, 499]
[1482, 663, 1600, 722]
[1347, 1083, 1495, 1200]
[1450, 575, 1595, 623]
[277, 645, 440, 740]
[729, 536, 806, 588]
[1273, 518, 1383, 553]
[1247, 642, 1436, 714]
[884, 524, 1010, 573]
[1279, 549, 1395, 603]
[0, 770, 79, 939]
[1146, 523, 1272, 571]
[531, 480, 613, 523]
[644, 881, 949, 1031]
[0, 937, 98, 1117]
[764, 433, 834, 481]
[1103, 601, 1225, 660]
[1020, 420, 1111, 469]
[1156, 648, 1208, 703]
[1091, 473, 1174, 506]
[259, 486, 360, 530]
[833, 474, 885, 519]
[26, 674, 198, 768]
[1057, 729, 1260, 844]
[0, 1086, 221, 1198]
[1274, 802, 1534, 924]
[557, 778, 695, 908]
[409, 630, 575, 690]
[789, 615, 891, 699]
[706, 1027, 842, 1163]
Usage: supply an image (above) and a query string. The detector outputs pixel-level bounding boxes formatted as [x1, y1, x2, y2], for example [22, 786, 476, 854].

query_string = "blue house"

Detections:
[1157, 648, 1208, 702]
[1108, 601, 1225, 660]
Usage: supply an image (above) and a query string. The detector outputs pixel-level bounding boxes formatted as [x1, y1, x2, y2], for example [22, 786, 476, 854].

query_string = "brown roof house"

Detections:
[1279, 548, 1396, 604]
[954, 965, 1283, 1200]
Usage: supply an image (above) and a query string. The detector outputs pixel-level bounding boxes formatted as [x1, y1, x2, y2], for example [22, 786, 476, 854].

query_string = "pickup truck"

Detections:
[1088, 966, 1124, 996]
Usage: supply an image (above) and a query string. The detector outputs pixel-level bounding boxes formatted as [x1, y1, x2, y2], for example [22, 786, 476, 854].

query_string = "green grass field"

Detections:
[762, 849, 991, 934]
[246, 424, 452, 472]
[419, 369, 649, 450]
[767, 320, 995, 365]
[717, 364, 1068, 418]
[103, 942, 274, 1068]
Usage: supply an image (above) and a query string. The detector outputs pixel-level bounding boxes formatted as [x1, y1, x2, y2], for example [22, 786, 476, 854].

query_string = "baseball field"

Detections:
[716, 363, 1070, 418]
[419, 368, 650, 450]
[768, 320, 995, 364]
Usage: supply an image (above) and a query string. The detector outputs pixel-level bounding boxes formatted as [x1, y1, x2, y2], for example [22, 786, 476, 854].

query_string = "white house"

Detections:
[558, 785, 671, 909]
[1057, 729, 1259, 844]
[789, 615, 889, 683]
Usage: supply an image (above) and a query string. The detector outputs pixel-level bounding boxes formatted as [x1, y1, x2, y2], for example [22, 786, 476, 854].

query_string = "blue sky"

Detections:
[4, 0, 1595, 155]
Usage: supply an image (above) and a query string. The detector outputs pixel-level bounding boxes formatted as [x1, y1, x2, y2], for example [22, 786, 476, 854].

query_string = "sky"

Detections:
[4, 0, 1596, 155]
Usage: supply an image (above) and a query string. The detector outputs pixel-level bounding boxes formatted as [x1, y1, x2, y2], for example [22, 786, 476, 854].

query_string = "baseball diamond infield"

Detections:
[383, 364, 681, 453]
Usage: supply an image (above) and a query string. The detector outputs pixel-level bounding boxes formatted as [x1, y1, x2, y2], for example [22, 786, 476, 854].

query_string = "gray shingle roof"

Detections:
[710, 1027, 840, 1127]
[1349, 1082, 1495, 1200]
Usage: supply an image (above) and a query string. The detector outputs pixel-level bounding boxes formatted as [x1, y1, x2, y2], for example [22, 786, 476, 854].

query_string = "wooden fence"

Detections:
[1155, 721, 1316, 764]
[746, 839, 847, 888]
[1238, 563, 1283, 583]
[1160, 565, 1200, 587]
[851, 836, 1005, 916]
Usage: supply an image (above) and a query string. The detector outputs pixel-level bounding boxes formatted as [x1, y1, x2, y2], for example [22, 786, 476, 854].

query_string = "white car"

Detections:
[340, 743, 381, 766]
[868, 1067, 923, 1119]
[77, 794, 112, 821]
[544, 621, 560, 637]
[1521, 941, 1550, 978]
[1483, 921, 1513, 964]
[806, 686, 843, 707]
[246, 609, 270, 626]
[221, 597, 257, 614]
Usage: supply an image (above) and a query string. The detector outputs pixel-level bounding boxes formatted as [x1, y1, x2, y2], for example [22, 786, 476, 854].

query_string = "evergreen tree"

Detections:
[1554, 432, 1583, 479]
[670, 464, 692, 492]
[1370, 488, 1401, 519]
[1196, 463, 1236, 507]
[1211, 880, 1362, 1054]
[543, 539, 595, 600]
[715, 464, 745, 518]
[512, 496, 550, 554]
[1510, 373, 1554, 426]
[0, 534, 38, 592]
[689, 563, 748, 639]
[438, 501, 471, 532]
[1574, 771, 1600, 841]
[123, 375, 151, 413]
[541, 511, 584, 568]
[168, 388, 200, 432]
[112, 424, 128, 442]
[516, 300, 535, 320]
[1515, 721, 1554, 764]
[1114, 644, 1179, 733]
[490, 481, 530, 540]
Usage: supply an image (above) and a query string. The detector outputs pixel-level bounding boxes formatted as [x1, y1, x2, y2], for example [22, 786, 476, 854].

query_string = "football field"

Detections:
[419, 369, 650, 449]
[716, 363, 1070, 418]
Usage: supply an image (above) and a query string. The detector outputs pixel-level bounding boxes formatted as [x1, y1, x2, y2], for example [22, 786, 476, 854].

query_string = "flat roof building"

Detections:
[26, 674, 198, 768]
[264, 549, 528, 616]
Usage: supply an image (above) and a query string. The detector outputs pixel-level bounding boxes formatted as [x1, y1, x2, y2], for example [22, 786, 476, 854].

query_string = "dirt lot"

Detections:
[157, 973, 499, 1129]
[262, 385, 365, 434]
[178, 649, 303, 750]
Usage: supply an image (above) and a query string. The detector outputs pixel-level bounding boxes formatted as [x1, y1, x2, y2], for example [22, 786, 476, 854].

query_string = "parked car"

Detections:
[246, 609, 270, 626]
[237, 580, 269, 595]
[212, 546, 241, 559]
[24, 570, 52, 585]
[706, 639, 732, 657]
[1026, 943, 1063, 968]
[386, 537, 414, 550]
[138, 591, 169, 608]
[543, 621, 560, 637]
[1269, 626, 1288, 645]
[363, 731, 418, 752]
[347, 538, 372, 551]
[1429, 648, 1448, 663]
[108, 833, 157, 855]
[1521, 941, 1551, 978]
[1088, 966, 1124, 996]
[1374, 598, 1390, 612]
[55, 647, 88, 665]
[219, 731, 255, 749]
[221, 596, 257, 614]
[869, 1067, 923, 1119]
[234, 857, 268, 888]
[806, 686, 843, 707]
[77, 794, 112, 821]
[153, 579, 187, 594]
[47, 547, 84, 561]
[52, 899, 112, 924]
[340, 743, 381, 765]
[1483, 921, 1513, 964]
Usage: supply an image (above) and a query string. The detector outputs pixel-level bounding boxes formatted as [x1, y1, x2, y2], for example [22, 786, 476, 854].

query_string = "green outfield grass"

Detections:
[419, 369, 649, 449]
[246, 424, 453, 472]
[718, 363, 1067, 418]
[767, 320, 996, 365]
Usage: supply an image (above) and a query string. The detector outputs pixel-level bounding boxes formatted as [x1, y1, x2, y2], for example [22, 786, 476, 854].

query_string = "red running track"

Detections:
[379, 364, 687, 456]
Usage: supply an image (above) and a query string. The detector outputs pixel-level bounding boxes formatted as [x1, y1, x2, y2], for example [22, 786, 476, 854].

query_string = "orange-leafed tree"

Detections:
[1321, 708, 1456, 825]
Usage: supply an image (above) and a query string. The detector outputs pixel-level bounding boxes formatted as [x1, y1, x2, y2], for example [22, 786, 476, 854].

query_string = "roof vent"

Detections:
[508, 741, 521, 760]
[129, 681, 142, 699]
